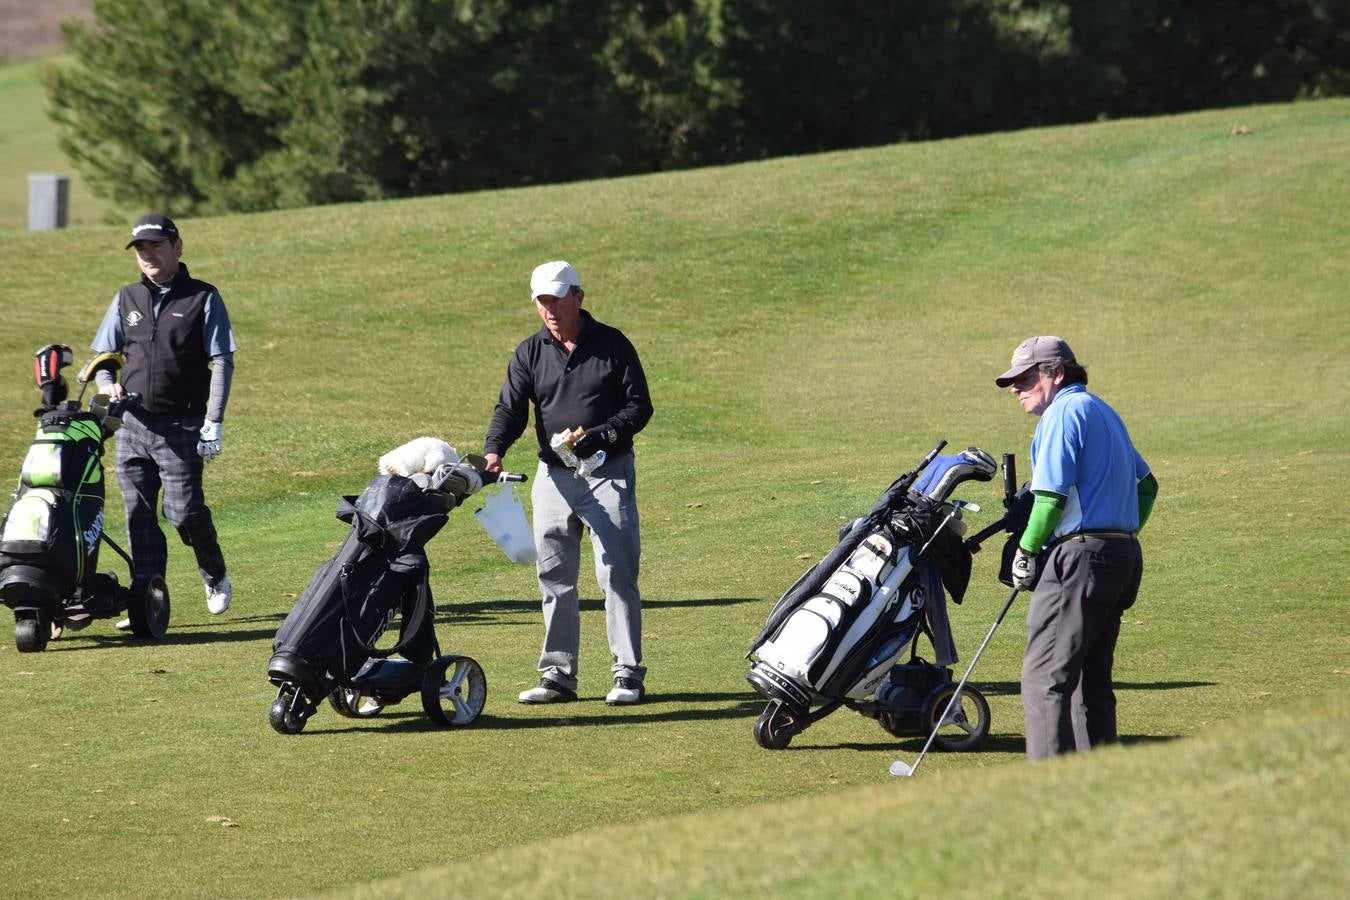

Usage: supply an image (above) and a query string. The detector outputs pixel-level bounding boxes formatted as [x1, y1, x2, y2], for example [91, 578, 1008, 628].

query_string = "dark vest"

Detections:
[118, 264, 214, 417]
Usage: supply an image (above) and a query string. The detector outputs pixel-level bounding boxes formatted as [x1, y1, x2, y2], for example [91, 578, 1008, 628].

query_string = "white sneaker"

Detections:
[206, 575, 232, 615]
[605, 677, 645, 706]
[517, 678, 578, 704]
[115, 617, 131, 631]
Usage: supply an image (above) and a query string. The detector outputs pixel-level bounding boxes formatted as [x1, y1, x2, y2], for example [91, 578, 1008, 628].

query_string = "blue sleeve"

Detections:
[202, 292, 237, 356]
[1134, 448, 1150, 481]
[91, 294, 124, 352]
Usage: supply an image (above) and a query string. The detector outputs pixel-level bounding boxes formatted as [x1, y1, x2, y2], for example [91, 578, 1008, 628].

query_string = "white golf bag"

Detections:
[746, 442, 998, 748]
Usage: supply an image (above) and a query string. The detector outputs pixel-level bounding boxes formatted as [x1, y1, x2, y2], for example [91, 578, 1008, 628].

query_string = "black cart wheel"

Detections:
[923, 683, 991, 752]
[14, 616, 49, 653]
[127, 575, 170, 639]
[753, 700, 801, 750]
[421, 655, 487, 727]
[269, 685, 312, 735]
[328, 688, 385, 718]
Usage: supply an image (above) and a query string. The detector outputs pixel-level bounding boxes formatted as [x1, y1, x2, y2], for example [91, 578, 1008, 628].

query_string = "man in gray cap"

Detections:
[91, 213, 237, 627]
[484, 260, 653, 706]
[996, 336, 1158, 760]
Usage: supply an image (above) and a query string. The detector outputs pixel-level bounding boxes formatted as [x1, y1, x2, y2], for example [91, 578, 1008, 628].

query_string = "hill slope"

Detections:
[0, 99, 1346, 898]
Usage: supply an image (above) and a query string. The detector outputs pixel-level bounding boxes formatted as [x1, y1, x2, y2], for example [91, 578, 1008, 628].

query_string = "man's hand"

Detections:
[1011, 547, 1040, 591]
[571, 424, 615, 458]
[483, 452, 503, 474]
[198, 420, 223, 462]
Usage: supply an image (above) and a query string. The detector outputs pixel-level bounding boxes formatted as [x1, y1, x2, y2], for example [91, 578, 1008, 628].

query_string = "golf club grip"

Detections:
[483, 470, 527, 484]
[1001, 453, 1017, 506]
[109, 392, 142, 417]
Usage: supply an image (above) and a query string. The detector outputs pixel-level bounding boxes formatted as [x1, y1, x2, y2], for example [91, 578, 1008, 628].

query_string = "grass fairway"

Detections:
[0, 58, 120, 231]
[0, 98, 1346, 898]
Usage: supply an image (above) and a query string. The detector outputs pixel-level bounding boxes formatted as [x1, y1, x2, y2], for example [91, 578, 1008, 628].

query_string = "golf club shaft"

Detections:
[895, 585, 1021, 776]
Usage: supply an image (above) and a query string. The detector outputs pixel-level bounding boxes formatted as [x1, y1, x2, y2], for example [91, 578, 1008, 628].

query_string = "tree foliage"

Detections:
[45, 0, 1349, 216]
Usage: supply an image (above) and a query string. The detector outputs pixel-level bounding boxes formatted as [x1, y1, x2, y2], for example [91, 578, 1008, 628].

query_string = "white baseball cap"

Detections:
[530, 260, 581, 300]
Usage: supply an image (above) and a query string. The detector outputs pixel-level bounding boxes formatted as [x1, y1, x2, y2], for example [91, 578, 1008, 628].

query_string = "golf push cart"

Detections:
[267, 454, 527, 734]
[746, 440, 1030, 752]
[0, 344, 171, 652]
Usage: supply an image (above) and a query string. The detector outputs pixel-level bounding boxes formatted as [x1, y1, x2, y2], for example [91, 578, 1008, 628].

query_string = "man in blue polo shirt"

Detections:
[996, 336, 1158, 760]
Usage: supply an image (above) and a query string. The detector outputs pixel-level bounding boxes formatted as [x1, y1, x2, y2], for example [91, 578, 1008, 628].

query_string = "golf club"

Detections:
[889, 584, 1021, 777]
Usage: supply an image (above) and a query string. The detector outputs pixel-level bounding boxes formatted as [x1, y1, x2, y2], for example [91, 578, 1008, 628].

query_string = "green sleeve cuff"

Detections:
[1137, 473, 1158, 531]
[1018, 491, 1066, 552]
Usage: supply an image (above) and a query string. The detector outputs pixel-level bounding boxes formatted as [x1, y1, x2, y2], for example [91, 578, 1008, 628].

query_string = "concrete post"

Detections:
[28, 174, 70, 231]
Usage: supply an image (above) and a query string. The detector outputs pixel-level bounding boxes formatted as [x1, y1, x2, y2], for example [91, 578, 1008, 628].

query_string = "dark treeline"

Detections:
[46, 0, 1349, 215]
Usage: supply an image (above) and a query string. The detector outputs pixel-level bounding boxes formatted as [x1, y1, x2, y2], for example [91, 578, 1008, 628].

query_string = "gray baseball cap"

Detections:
[995, 336, 1076, 387]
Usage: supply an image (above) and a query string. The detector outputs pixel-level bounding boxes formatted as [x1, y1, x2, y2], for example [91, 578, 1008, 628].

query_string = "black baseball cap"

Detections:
[125, 213, 180, 249]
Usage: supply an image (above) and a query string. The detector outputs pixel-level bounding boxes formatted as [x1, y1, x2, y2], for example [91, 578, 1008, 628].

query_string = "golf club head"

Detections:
[888, 760, 915, 777]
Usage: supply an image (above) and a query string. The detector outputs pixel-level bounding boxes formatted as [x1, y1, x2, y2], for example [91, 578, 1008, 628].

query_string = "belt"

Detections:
[1049, 529, 1135, 549]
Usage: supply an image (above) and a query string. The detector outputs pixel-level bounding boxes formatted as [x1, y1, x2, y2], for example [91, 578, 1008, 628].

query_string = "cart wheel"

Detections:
[923, 683, 990, 752]
[753, 700, 801, 750]
[269, 685, 312, 735]
[127, 576, 170, 639]
[14, 616, 49, 653]
[328, 688, 385, 718]
[421, 655, 487, 727]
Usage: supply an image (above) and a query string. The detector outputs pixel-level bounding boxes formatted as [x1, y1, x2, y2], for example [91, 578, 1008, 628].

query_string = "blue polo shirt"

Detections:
[1030, 383, 1151, 538]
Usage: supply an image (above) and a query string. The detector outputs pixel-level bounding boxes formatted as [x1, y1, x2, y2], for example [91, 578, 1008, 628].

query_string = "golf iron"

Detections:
[889, 585, 1021, 777]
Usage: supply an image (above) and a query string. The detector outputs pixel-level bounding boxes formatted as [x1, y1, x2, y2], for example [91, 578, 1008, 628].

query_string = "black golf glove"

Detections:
[1011, 547, 1040, 591]
[572, 424, 616, 459]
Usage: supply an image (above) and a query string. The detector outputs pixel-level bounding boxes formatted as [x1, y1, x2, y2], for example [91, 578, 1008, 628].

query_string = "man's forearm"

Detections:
[206, 353, 233, 423]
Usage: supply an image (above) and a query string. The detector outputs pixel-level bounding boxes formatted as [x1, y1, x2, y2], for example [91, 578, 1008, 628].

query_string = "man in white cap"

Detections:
[91, 213, 237, 628]
[996, 336, 1157, 760]
[484, 260, 654, 705]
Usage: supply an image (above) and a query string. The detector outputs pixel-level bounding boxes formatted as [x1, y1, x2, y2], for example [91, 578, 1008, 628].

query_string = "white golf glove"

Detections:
[198, 420, 223, 462]
[1011, 547, 1040, 591]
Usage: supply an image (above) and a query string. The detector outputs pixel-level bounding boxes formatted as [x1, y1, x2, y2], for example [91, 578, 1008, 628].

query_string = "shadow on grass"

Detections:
[295, 689, 767, 735]
[40, 596, 764, 649]
[817, 732, 1180, 753]
[970, 680, 1217, 697]
[44, 622, 285, 651]
[435, 596, 760, 626]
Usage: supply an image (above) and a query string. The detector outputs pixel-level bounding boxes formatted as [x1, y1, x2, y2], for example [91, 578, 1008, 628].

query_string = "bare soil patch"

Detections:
[0, 0, 93, 63]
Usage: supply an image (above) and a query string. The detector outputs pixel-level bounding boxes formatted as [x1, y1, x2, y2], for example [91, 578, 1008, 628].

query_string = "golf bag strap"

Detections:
[338, 561, 432, 658]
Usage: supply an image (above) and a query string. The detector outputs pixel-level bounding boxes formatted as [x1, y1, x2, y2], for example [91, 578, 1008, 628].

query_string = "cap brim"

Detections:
[531, 282, 574, 300]
[126, 232, 172, 249]
[995, 363, 1036, 388]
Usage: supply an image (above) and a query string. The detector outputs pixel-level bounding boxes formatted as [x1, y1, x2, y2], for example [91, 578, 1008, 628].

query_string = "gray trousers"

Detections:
[1022, 533, 1143, 761]
[114, 411, 226, 588]
[530, 454, 644, 690]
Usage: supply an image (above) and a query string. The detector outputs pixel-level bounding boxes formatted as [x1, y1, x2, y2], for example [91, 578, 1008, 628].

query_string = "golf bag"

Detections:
[267, 456, 520, 733]
[0, 406, 109, 607]
[269, 474, 453, 696]
[0, 345, 163, 652]
[746, 441, 999, 749]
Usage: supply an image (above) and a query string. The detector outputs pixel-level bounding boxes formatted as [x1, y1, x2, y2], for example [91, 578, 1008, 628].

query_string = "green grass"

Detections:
[0, 58, 121, 231]
[0, 97, 1346, 898]
[350, 693, 1350, 899]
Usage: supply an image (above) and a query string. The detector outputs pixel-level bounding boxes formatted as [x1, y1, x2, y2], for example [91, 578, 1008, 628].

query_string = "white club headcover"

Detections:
[378, 437, 461, 477]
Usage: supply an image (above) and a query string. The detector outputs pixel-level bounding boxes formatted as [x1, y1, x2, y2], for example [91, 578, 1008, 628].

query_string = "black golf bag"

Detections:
[746, 441, 1001, 749]
[267, 460, 522, 734]
[0, 344, 167, 652]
